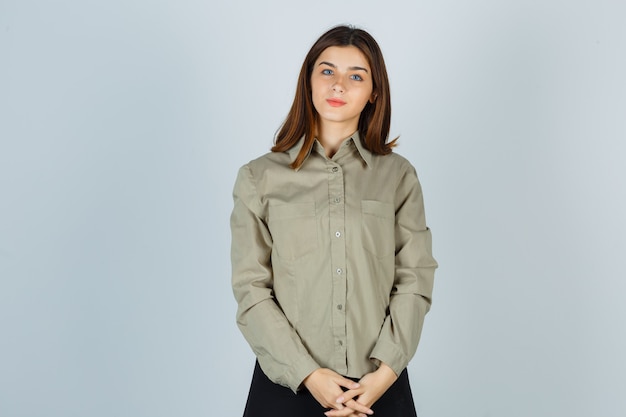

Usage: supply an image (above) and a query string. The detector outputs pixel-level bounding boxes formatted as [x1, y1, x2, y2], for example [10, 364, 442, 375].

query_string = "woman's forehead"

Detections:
[315, 46, 370, 69]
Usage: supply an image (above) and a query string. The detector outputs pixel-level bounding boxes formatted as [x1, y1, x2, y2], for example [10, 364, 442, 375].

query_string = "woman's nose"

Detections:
[332, 81, 345, 93]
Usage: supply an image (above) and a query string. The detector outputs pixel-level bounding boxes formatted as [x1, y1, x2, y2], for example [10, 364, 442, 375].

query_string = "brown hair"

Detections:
[271, 25, 396, 169]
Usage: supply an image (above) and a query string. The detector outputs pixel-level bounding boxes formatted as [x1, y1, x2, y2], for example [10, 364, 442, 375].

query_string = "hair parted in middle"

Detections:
[271, 25, 397, 169]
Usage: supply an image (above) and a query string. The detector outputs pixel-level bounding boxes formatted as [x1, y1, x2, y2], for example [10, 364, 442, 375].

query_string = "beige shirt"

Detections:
[230, 132, 437, 392]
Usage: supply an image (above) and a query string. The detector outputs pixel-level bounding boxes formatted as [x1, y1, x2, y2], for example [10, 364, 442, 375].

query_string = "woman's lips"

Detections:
[326, 98, 346, 107]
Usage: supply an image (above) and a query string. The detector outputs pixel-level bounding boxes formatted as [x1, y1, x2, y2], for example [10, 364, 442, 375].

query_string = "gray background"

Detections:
[1, 0, 625, 416]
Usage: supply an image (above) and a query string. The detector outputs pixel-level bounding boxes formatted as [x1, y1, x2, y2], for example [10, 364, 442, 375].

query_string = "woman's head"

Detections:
[310, 45, 375, 136]
[273, 25, 396, 169]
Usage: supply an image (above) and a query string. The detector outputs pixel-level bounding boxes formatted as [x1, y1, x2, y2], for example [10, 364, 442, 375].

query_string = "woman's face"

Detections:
[311, 45, 374, 131]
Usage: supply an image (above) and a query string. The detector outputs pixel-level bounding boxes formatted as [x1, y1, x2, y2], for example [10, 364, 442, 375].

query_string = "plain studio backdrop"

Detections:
[1, 0, 625, 416]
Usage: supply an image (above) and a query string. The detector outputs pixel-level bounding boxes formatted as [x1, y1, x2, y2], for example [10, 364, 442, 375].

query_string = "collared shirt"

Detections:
[230, 132, 437, 393]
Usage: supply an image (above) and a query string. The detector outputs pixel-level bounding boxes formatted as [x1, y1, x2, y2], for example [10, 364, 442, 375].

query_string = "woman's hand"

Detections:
[303, 368, 374, 416]
[324, 363, 398, 417]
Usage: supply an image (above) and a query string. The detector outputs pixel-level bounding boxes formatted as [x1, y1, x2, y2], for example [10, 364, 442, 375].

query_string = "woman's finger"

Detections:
[335, 376, 361, 390]
[343, 399, 373, 415]
[324, 406, 364, 417]
[336, 387, 363, 404]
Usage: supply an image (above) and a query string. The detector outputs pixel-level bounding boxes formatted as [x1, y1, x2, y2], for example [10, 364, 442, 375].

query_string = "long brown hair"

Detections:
[272, 25, 396, 169]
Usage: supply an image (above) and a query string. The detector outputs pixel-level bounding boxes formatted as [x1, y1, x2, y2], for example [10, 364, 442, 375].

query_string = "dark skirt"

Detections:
[242, 361, 418, 417]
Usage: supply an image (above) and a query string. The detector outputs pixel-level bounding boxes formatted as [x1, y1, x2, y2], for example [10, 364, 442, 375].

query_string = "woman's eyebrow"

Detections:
[318, 61, 369, 73]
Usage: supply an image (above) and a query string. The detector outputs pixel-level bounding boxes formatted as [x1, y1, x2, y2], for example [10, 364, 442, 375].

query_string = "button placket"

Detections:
[327, 162, 347, 370]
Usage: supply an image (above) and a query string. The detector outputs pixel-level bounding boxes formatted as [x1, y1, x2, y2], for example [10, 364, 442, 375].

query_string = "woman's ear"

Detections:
[369, 92, 378, 103]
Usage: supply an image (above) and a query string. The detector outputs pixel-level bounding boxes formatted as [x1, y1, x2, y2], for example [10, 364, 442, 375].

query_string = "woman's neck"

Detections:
[316, 121, 358, 158]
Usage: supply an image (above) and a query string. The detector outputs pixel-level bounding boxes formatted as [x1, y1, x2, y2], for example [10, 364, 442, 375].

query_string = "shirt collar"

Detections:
[287, 131, 372, 170]
[350, 131, 373, 168]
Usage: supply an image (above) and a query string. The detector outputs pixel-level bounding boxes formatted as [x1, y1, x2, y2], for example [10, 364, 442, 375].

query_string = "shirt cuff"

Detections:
[369, 340, 408, 377]
[283, 356, 321, 394]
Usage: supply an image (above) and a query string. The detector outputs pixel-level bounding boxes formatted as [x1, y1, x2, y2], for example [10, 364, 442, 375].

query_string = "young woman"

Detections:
[231, 25, 437, 417]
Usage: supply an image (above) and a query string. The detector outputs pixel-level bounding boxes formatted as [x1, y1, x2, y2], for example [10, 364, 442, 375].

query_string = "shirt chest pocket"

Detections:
[268, 202, 318, 260]
[361, 200, 395, 258]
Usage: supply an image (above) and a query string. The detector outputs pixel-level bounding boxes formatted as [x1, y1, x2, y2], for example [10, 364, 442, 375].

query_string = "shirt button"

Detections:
[334, 197, 341, 203]
[335, 231, 341, 238]
[332, 167, 339, 172]
[338, 340, 343, 346]
[337, 304, 343, 310]
[336, 268, 342, 275]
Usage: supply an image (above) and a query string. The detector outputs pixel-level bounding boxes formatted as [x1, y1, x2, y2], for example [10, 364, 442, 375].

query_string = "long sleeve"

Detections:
[369, 165, 438, 376]
[230, 165, 320, 393]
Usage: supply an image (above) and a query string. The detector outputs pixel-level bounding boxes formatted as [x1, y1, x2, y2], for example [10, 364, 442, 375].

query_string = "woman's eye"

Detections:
[350, 74, 363, 81]
[322, 69, 333, 75]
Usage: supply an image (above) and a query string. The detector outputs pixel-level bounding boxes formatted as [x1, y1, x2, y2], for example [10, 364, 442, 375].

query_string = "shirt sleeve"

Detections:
[369, 163, 438, 376]
[230, 165, 320, 393]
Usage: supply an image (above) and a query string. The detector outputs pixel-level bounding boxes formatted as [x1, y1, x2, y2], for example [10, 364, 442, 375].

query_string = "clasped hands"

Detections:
[303, 363, 398, 417]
